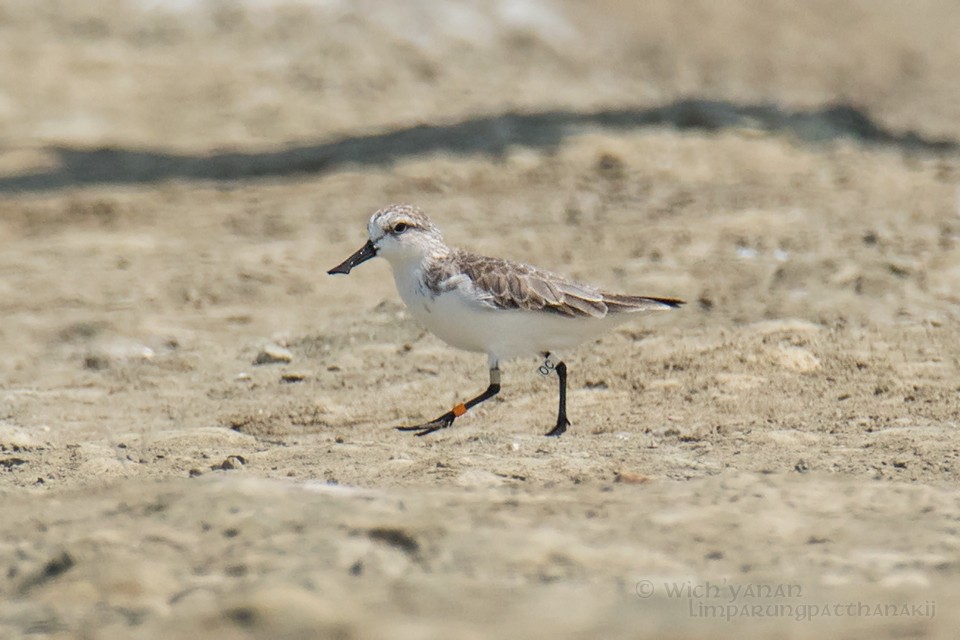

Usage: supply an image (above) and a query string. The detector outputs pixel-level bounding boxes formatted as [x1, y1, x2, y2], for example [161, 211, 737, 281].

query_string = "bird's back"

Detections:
[436, 249, 682, 319]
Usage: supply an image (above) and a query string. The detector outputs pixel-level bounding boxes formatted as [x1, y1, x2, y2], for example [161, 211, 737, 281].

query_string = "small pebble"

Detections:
[615, 470, 652, 484]
[253, 344, 293, 365]
[213, 455, 247, 471]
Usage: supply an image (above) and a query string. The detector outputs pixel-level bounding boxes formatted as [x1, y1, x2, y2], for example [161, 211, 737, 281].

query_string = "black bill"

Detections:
[327, 240, 378, 275]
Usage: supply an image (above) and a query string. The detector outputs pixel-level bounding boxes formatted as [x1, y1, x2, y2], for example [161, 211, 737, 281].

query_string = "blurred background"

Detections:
[2, 0, 958, 165]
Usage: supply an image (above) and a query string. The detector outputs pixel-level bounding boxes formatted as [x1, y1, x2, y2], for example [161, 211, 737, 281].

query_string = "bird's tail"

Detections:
[602, 293, 685, 312]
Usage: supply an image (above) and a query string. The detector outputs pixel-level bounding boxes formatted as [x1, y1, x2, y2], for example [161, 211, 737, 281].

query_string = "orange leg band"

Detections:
[452, 403, 467, 417]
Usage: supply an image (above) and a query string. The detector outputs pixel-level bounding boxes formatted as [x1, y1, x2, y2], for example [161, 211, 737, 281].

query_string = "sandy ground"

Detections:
[2, 1, 960, 638]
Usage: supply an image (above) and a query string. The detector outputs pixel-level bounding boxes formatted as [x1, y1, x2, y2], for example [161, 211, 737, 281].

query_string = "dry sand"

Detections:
[1, 1, 959, 638]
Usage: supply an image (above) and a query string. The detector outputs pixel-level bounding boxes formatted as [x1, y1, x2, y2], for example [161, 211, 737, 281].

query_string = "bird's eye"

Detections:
[393, 223, 408, 234]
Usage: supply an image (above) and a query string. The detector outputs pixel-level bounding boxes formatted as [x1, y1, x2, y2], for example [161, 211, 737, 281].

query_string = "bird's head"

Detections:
[328, 204, 446, 275]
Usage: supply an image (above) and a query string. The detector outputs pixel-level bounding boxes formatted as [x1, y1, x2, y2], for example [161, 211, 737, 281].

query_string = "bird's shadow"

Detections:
[1, 99, 955, 193]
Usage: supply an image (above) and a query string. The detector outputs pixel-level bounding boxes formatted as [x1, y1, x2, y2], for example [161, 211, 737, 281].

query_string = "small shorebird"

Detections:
[328, 204, 683, 437]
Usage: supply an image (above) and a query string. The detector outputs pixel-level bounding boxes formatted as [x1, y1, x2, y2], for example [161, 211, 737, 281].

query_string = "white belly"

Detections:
[393, 266, 629, 364]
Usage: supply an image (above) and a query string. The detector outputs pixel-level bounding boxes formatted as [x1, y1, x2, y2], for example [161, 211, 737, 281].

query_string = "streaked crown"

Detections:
[367, 203, 447, 262]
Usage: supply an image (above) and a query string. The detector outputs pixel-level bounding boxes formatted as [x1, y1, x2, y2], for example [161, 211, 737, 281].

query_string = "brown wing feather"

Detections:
[447, 251, 684, 318]
[456, 252, 608, 318]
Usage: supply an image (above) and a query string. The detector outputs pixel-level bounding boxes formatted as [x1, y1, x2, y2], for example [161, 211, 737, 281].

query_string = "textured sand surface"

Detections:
[1, 1, 959, 638]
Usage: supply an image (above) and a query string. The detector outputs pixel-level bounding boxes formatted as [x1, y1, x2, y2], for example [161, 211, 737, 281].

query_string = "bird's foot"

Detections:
[544, 416, 570, 437]
[396, 413, 455, 437]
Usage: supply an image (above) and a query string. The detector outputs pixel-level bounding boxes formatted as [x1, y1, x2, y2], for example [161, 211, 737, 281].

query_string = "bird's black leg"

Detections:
[397, 367, 501, 436]
[545, 361, 571, 437]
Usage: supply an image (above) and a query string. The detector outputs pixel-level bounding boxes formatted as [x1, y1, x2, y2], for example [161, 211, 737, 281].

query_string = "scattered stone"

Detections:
[829, 263, 862, 287]
[188, 468, 203, 477]
[253, 344, 293, 365]
[795, 459, 809, 473]
[615, 470, 652, 484]
[367, 527, 420, 558]
[83, 354, 110, 370]
[280, 371, 308, 383]
[772, 345, 821, 372]
[886, 257, 917, 278]
[82, 340, 156, 370]
[595, 152, 625, 180]
[0, 457, 27, 469]
[18, 551, 75, 594]
[213, 455, 247, 471]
